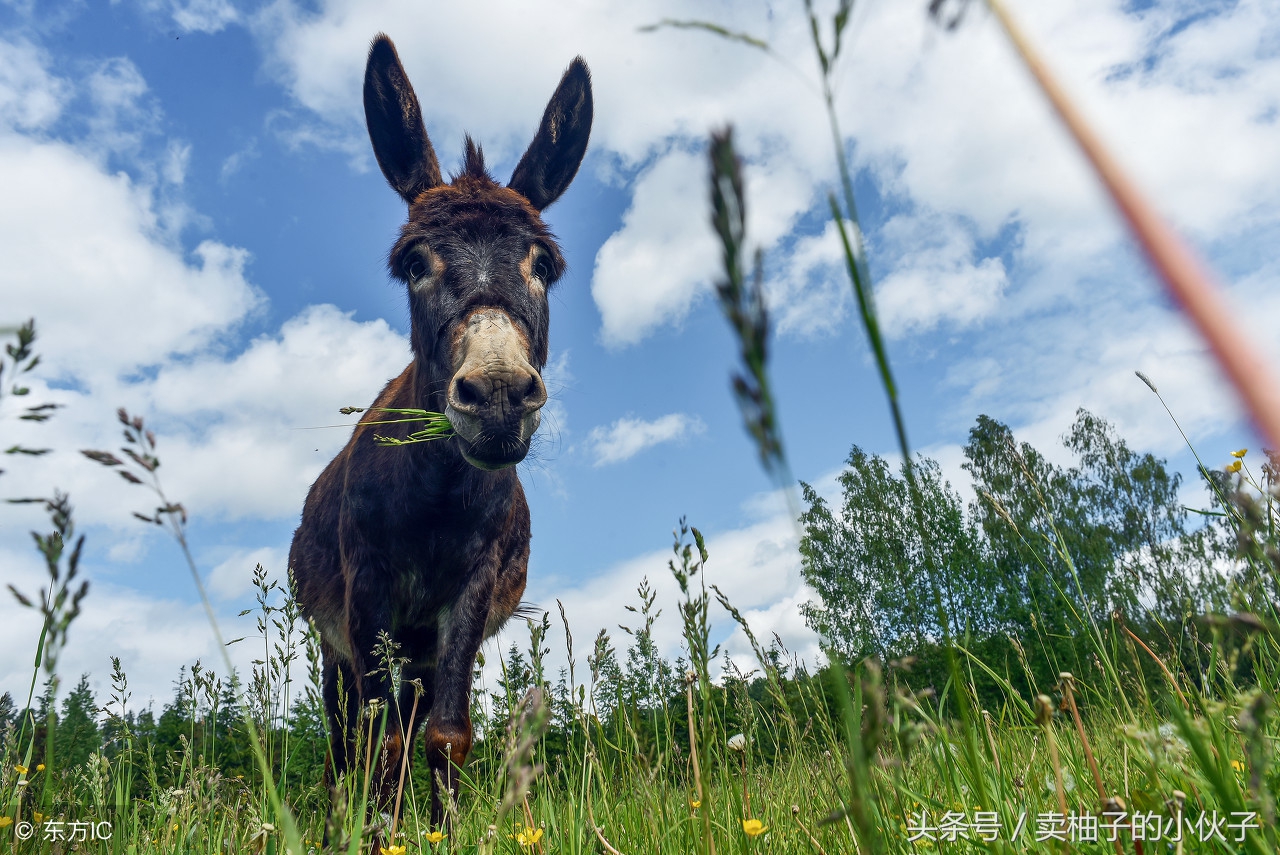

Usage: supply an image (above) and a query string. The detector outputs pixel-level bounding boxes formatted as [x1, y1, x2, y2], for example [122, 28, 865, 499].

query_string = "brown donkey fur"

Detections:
[289, 34, 591, 827]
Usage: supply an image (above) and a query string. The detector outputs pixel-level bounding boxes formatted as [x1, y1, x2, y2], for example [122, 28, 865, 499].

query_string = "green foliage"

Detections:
[55, 676, 99, 771]
[800, 409, 1241, 704]
[800, 451, 993, 664]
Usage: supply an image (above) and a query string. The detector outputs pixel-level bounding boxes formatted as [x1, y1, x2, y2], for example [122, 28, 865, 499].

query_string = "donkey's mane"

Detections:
[454, 135, 491, 182]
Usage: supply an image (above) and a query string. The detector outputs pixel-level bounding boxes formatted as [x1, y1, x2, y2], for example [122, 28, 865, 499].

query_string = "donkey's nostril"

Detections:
[453, 374, 488, 409]
[507, 373, 533, 406]
[520, 372, 547, 410]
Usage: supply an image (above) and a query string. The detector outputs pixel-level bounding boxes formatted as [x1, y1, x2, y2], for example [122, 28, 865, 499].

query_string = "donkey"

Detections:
[289, 33, 591, 826]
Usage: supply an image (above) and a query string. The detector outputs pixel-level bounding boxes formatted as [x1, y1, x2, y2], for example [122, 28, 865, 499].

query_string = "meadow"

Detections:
[4, 2, 1280, 853]
[1, 407, 1277, 854]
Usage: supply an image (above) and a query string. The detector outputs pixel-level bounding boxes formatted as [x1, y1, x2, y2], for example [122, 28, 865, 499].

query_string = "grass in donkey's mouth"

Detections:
[340, 406, 455, 447]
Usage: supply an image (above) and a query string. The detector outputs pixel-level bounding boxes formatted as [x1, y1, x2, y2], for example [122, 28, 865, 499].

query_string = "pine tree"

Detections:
[490, 643, 531, 728]
[57, 674, 101, 770]
[588, 630, 623, 726]
[154, 669, 193, 768]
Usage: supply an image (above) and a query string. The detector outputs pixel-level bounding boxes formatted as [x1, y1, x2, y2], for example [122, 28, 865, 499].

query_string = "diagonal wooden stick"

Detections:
[987, 0, 1280, 450]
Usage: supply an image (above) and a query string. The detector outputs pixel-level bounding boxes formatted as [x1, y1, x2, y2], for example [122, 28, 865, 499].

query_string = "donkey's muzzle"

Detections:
[445, 328, 547, 470]
[446, 371, 545, 468]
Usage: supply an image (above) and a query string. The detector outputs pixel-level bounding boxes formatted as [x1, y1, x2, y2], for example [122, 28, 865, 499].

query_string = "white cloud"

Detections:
[844, 0, 1280, 260]
[587, 412, 706, 467]
[767, 208, 1007, 342]
[141, 305, 410, 521]
[875, 211, 1008, 338]
[162, 140, 191, 185]
[207, 546, 288, 601]
[0, 44, 258, 533]
[86, 56, 157, 158]
[0, 37, 408, 531]
[170, 0, 239, 34]
[0, 38, 68, 130]
[132, 0, 240, 35]
[219, 138, 259, 184]
[0, 305, 410, 530]
[0, 136, 262, 388]
[807, 0, 1278, 452]
[591, 150, 722, 346]
[593, 144, 820, 347]
[766, 221, 850, 339]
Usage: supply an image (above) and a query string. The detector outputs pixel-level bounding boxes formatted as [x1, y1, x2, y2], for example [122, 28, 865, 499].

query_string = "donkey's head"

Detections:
[363, 35, 591, 471]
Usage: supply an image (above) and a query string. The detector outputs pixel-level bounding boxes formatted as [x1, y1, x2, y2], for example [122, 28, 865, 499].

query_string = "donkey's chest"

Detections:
[374, 504, 507, 622]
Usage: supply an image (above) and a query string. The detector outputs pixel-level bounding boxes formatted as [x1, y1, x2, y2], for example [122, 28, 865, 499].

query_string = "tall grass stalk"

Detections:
[82, 409, 305, 854]
[985, 0, 1280, 450]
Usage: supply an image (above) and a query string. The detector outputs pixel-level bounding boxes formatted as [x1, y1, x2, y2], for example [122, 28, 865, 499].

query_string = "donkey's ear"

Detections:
[364, 34, 442, 205]
[509, 58, 593, 211]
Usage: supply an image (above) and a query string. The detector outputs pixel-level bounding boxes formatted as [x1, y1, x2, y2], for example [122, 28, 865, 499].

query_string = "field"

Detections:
[1, 426, 1278, 853]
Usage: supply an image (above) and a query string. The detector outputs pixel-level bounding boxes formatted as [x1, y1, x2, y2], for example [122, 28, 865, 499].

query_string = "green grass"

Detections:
[2, 490, 1277, 854]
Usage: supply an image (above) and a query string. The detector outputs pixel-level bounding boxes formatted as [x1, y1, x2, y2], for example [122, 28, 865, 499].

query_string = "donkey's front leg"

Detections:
[423, 558, 498, 827]
[339, 536, 406, 804]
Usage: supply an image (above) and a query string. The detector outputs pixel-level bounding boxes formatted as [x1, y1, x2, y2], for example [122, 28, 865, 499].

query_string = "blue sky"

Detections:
[2, 0, 1278, 709]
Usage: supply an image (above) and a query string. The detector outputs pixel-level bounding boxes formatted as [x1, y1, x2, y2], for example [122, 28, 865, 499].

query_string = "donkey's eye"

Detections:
[532, 255, 553, 283]
[405, 254, 430, 283]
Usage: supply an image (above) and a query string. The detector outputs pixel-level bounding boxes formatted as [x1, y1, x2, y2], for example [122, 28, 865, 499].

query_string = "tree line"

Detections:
[800, 408, 1264, 701]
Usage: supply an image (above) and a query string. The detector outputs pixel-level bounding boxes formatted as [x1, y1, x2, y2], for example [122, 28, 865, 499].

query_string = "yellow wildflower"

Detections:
[172, 823, 179, 832]
[1227, 460, 1242, 473]
[35, 764, 44, 772]
[1232, 760, 1246, 772]
[424, 829, 446, 843]
[515, 826, 544, 846]
[742, 819, 768, 837]
[383, 846, 407, 855]
[690, 799, 701, 809]
[13, 765, 26, 776]
[33, 812, 43, 823]
[0, 817, 11, 828]
[1232, 448, 1247, 458]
